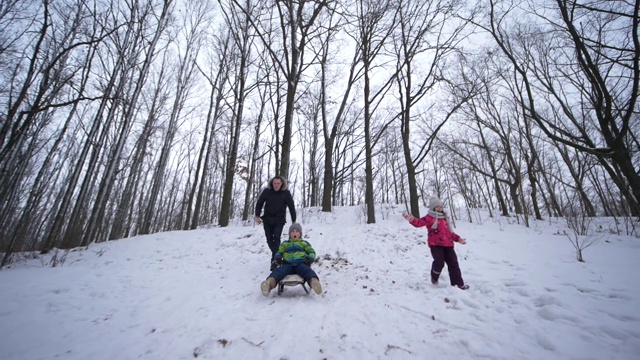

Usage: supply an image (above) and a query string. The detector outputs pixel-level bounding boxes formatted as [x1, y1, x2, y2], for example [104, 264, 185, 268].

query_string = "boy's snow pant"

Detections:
[429, 246, 464, 286]
[262, 222, 285, 260]
[268, 263, 318, 283]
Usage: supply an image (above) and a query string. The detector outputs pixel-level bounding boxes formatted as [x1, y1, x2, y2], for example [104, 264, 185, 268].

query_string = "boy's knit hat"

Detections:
[289, 223, 303, 237]
[428, 196, 444, 210]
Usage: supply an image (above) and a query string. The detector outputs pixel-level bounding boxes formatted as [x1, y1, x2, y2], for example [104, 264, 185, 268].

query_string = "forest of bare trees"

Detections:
[0, 0, 638, 267]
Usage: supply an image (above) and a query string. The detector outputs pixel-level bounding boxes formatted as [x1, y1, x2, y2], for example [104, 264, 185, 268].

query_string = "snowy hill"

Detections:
[1, 205, 639, 360]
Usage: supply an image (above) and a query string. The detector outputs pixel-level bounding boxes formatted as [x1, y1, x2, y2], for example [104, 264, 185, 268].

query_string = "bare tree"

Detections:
[481, 0, 640, 215]
[109, 54, 172, 240]
[218, 0, 257, 226]
[0, 2, 130, 253]
[188, 29, 232, 230]
[318, 3, 365, 212]
[228, 0, 330, 179]
[393, 0, 470, 218]
[296, 87, 323, 207]
[553, 143, 597, 217]
[0, 0, 114, 254]
[95, 0, 175, 242]
[353, 0, 399, 223]
[241, 71, 270, 221]
[0, 0, 111, 264]
[563, 203, 600, 262]
[440, 71, 529, 220]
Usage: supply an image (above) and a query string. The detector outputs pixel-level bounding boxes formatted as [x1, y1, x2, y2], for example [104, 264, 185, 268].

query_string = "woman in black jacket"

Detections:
[254, 176, 297, 270]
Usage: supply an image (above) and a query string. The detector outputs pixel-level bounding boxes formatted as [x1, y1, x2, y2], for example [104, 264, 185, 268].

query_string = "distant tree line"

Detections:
[1, 0, 637, 267]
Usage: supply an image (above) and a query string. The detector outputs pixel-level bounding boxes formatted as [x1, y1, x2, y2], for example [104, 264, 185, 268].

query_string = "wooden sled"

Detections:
[277, 274, 309, 295]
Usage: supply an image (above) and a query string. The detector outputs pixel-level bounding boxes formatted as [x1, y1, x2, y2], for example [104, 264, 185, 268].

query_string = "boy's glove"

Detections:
[304, 258, 313, 265]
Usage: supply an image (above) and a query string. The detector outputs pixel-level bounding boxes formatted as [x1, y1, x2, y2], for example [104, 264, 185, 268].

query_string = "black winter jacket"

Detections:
[255, 179, 296, 225]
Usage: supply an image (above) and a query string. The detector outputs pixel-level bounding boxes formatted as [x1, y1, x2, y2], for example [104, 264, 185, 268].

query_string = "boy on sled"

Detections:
[260, 223, 323, 296]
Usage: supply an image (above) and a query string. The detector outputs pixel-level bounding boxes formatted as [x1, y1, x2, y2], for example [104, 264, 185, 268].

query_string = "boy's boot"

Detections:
[261, 277, 276, 297]
[310, 278, 323, 295]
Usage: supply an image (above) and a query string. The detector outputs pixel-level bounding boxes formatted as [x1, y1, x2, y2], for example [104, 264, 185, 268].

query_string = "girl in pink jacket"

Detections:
[403, 196, 469, 290]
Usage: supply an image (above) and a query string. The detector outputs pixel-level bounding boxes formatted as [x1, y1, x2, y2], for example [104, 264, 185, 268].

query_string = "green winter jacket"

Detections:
[274, 238, 316, 266]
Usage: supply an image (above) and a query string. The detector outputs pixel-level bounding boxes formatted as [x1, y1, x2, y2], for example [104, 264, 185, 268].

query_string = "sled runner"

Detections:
[277, 274, 310, 295]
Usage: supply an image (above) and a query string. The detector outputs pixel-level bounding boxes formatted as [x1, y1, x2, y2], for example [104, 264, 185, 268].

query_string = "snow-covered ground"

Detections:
[1, 205, 639, 359]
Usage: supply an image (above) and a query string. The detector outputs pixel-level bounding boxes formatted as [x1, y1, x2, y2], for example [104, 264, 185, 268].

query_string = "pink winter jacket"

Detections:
[409, 214, 460, 247]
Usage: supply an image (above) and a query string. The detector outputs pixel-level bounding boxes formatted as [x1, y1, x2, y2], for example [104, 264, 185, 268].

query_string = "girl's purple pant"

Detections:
[430, 246, 464, 286]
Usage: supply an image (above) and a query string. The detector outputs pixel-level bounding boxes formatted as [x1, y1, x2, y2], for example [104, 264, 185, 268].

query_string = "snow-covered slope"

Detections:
[1, 205, 638, 359]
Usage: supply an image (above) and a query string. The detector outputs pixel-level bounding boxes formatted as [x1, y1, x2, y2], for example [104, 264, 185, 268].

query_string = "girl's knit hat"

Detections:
[428, 196, 444, 210]
[289, 223, 303, 237]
